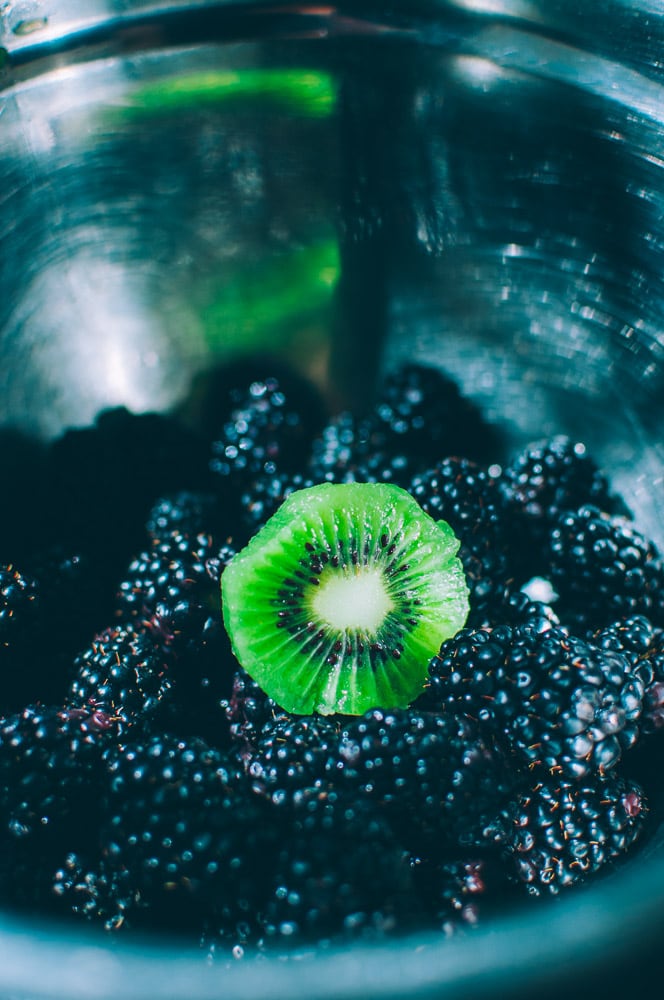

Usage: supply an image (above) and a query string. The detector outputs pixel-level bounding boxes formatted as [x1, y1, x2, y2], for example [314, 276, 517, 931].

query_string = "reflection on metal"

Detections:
[123, 68, 338, 120]
[12, 16, 48, 34]
[201, 238, 340, 352]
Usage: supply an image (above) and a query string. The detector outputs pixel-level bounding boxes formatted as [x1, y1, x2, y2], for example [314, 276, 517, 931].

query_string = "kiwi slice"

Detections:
[221, 482, 469, 715]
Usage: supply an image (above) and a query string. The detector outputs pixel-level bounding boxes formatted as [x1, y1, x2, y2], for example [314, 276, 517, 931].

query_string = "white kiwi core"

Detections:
[310, 567, 393, 634]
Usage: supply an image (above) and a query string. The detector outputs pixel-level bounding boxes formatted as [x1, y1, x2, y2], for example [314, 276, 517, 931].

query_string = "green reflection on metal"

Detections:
[126, 69, 337, 118]
[202, 238, 340, 351]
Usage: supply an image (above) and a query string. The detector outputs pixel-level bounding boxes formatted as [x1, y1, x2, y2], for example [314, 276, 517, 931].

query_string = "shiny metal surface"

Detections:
[1, 2, 664, 997]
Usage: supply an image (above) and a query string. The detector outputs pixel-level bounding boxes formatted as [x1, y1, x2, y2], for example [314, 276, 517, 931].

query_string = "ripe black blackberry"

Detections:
[209, 374, 325, 496]
[0, 705, 117, 907]
[145, 491, 225, 542]
[98, 733, 278, 936]
[114, 532, 238, 742]
[500, 436, 624, 579]
[67, 622, 174, 730]
[334, 708, 516, 851]
[548, 505, 664, 631]
[409, 458, 514, 625]
[424, 625, 645, 779]
[116, 529, 226, 655]
[307, 410, 415, 489]
[505, 770, 647, 895]
[592, 615, 664, 735]
[247, 713, 341, 806]
[0, 704, 116, 840]
[253, 795, 420, 948]
[373, 364, 502, 467]
[307, 411, 373, 484]
[240, 471, 316, 535]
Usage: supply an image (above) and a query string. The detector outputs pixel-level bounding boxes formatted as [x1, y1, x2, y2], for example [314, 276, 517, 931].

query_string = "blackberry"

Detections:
[334, 708, 515, 850]
[505, 770, 647, 895]
[247, 713, 341, 806]
[308, 411, 368, 484]
[116, 530, 226, 655]
[308, 410, 416, 488]
[548, 505, 664, 631]
[373, 364, 501, 467]
[145, 491, 225, 542]
[0, 704, 117, 907]
[500, 436, 623, 577]
[409, 458, 513, 625]
[424, 625, 645, 778]
[209, 374, 325, 494]
[0, 704, 116, 840]
[67, 622, 174, 729]
[254, 795, 420, 948]
[114, 532, 239, 742]
[592, 615, 664, 734]
[240, 470, 316, 535]
[99, 734, 278, 935]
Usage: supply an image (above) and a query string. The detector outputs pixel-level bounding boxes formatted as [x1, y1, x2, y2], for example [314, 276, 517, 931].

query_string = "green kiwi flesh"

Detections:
[221, 482, 469, 715]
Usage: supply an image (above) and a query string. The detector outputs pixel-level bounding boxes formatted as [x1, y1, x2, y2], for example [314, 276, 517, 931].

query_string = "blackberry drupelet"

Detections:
[548, 505, 664, 631]
[424, 625, 645, 778]
[409, 458, 513, 625]
[67, 622, 174, 729]
[505, 769, 647, 895]
[500, 437, 624, 578]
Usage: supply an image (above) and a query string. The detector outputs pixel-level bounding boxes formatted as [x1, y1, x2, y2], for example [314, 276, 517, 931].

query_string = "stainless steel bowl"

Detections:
[2, 2, 664, 997]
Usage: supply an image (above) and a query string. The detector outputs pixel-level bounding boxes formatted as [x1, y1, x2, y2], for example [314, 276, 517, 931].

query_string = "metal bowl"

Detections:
[1, 2, 664, 997]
